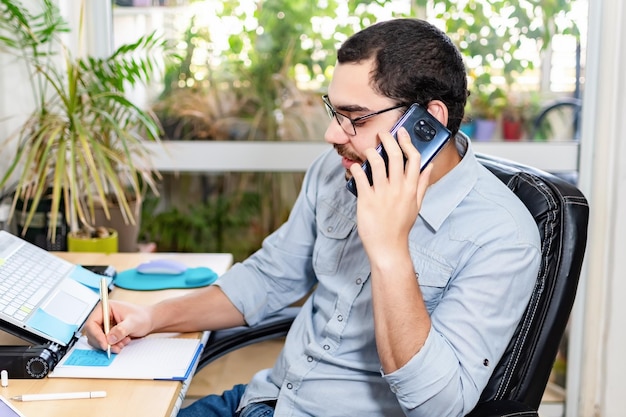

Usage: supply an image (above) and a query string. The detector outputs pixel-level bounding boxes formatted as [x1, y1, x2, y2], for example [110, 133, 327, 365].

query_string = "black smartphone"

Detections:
[82, 264, 117, 279]
[346, 103, 452, 196]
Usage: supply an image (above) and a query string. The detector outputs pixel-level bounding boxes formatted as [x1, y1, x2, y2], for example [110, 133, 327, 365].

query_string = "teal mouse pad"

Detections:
[114, 267, 219, 290]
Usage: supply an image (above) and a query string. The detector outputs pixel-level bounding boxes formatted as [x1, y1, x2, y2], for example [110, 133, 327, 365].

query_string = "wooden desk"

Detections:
[1, 252, 233, 417]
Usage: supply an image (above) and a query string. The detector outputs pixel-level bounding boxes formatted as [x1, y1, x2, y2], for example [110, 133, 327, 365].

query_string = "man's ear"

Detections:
[427, 100, 449, 126]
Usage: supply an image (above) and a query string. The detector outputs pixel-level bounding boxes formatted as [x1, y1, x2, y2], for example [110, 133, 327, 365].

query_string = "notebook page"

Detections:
[49, 335, 202, 380]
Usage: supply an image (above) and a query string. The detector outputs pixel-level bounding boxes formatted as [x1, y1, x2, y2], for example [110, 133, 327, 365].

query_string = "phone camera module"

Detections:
[414, 119, 437, 141]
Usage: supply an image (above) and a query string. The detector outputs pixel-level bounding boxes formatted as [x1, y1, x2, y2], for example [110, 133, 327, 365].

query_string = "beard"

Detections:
[334, 144, 362, 181]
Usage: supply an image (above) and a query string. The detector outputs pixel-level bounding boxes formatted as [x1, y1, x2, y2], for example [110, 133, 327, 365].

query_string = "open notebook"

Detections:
[0, 231, 111, 347]
[49, 334, 204, 380]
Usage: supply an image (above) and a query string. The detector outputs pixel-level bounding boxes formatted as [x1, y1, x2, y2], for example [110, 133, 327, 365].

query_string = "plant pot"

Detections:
[502, 119, 524, 141]
[94, 198, 141, 253]
[459, 121, 476, 138]
[473, 118, 498, 141]
[67, 229, 118, 253]
[15, 193, 68, 251]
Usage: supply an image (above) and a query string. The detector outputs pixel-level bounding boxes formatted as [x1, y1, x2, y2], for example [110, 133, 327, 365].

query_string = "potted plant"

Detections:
[468, 74, 507, 141]
[502, 91, 543, 141]
[501, 93, 526, 141]
[146, 8, 329, 255]
[0, 0, 170, 251]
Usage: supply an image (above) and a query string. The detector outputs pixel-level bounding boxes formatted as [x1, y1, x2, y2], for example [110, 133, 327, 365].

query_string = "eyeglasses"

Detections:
[322, 95, 405, 136]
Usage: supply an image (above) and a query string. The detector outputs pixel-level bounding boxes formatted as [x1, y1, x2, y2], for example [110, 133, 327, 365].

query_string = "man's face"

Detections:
[324, 59, 405, 180]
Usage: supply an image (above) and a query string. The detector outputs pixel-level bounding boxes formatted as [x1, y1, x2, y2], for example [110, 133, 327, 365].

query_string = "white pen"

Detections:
[11, 391, 107, 402]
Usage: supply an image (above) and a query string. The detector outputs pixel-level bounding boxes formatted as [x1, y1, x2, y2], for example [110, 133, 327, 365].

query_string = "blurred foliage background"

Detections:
[131, 0, 584, 260]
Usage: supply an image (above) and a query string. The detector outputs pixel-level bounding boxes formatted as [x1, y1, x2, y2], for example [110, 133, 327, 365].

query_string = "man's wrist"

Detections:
[368, 248, 413, 277]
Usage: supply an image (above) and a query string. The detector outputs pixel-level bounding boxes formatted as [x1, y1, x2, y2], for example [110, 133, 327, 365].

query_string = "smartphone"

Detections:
[81, 264, 117, 279]
[346, 103, 452, 196]
[0, 395, 26, 417]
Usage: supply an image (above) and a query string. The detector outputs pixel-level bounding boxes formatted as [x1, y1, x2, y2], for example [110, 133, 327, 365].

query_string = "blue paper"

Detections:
[29, 308, 78, 344]
[64, 349, 116, 367]
[69, 265, 112, 293]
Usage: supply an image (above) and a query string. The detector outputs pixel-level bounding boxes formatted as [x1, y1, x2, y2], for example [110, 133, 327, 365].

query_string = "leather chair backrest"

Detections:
[475, 153, 589, 408]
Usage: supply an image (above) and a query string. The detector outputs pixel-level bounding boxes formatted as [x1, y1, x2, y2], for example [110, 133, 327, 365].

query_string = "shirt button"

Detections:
[327, 226, 333, 232]
[286, 382, 293, 390]
[355, 278, 362, 285]
[323, 344, 330, 351]
[307, 356, 313, 362]
[337, 314, 343, 322]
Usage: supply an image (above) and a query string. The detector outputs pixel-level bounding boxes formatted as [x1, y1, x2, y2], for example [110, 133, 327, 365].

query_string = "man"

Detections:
[85, 18, 540, 417]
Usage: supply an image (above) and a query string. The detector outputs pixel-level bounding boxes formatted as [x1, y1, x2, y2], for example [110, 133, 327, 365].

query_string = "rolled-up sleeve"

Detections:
[383, 234, 540, 417]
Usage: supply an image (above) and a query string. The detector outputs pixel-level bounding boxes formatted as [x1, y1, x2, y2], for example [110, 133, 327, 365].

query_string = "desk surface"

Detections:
[1, 252, 233, 417]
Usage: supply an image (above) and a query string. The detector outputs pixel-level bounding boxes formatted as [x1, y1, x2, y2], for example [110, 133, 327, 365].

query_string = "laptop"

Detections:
[0, 230, 109, 348]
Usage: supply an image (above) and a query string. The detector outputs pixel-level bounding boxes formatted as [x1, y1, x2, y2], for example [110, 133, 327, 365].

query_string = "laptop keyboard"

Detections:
[0, 244, 73, 323]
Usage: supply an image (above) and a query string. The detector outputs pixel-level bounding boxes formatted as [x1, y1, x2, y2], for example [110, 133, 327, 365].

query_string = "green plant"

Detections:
[421, 0, 581, 88]
[0, 0, 173, 242]
[150, 2, 341, 243]
[140, 189, 262, 262]
[469, 74, 507, 120]
[503, 91, 543, 125]
[148, 0, 583, 254]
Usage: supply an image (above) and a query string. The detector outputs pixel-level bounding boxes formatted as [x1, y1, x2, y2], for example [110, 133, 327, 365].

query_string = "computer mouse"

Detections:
[136, 259, 188, 275]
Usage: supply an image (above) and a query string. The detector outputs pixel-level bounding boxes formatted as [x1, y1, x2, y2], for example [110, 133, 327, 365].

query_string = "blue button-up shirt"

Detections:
[216, 135, 541, 417]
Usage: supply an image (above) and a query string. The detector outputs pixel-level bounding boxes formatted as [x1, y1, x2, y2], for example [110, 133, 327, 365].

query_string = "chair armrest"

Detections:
[465, 400, 539, 417]
[195, 307, 300, 373]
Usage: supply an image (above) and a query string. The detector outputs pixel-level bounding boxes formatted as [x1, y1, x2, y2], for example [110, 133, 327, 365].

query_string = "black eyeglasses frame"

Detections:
[322, 95, 405, 136]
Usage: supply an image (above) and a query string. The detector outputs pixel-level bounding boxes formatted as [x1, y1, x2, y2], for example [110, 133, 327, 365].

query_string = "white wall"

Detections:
[569, 0, 626, 416]
[0, 16, 35, 196]
[0, 1, 64, 195]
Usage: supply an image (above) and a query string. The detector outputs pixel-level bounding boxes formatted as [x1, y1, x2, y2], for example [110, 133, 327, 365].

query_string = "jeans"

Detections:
[177, 384, 274, 417]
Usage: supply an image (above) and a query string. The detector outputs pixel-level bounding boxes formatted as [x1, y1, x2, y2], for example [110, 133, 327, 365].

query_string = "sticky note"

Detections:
[63, 349, 116, 367]
[70, 266, 111, 292]
[29, 309, 78, 344]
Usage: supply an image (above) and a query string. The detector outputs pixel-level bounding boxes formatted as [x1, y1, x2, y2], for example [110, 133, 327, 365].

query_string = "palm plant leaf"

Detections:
[0, 0, 172, 242]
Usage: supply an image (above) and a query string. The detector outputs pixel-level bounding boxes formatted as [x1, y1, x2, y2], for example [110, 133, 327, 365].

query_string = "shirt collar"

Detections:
[419, 132, 478, 231]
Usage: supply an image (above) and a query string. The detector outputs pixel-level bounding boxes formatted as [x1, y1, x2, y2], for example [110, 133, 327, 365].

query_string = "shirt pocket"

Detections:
[314, 202, 356, 275]
[409, 248, 453, 314]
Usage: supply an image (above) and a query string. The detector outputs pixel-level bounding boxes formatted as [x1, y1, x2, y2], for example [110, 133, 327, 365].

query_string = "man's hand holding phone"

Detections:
[349, 127, 432, 258]
[345, 102, 451, 197]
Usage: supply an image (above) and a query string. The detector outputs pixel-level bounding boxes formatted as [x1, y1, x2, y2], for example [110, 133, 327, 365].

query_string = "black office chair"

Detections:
[196, 153, 589, 417]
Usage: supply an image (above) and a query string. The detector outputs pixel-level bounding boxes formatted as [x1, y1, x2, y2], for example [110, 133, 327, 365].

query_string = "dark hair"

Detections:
[337, 18, 468, 134]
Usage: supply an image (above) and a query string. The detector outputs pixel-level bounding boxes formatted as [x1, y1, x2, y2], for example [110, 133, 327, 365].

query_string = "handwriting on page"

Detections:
[64, 349, 116, 367]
